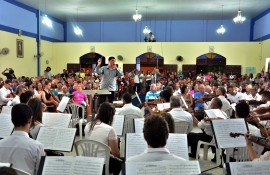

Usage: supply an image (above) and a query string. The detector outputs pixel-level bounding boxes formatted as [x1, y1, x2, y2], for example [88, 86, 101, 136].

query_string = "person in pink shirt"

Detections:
[72, 84, 88, 106]
[72, 84, 90, 117]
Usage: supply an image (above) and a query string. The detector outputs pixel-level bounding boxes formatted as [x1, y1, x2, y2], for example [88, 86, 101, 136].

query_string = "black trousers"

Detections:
[188, 132, 214, 156]
[98, 91, 115, 106]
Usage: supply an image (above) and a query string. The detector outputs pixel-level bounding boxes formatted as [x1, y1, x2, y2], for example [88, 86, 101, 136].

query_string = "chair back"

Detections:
[225, 147, 251, 162]
[175, 121, 189, 134]
[74, 139, 111, 175]
[123, 114, 141, 136]
[66, 103, 85, 127]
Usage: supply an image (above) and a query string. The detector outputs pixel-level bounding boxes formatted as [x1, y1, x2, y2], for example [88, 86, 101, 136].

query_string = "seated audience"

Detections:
[127, 114, 186, 162]
[0, 104, 45, 175]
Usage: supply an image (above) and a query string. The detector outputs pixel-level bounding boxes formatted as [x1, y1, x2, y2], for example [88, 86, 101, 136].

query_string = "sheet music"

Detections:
[57, 96, 70, 112]
[113, 101, 123, 104]
[112, 115, 124, 136]
[228, 161, 270, 175]
[1, 106, 12, 114]
[36, 127, 76, 152]
[42, 113, 71, 128]
[157, 103, 170, 111]
[165, 134, 189, 160]
[205, 109, 225, 118]
[231, 103, 236, 111]
[126, 160, 200, 175]
[126, 133, 189, 160]
[41, 156, 104, 175]
[211, 119, 248, 148]
[180, 96, 188, 110]
[0, 163, 11, 167]
[126, 133, 147, 160]
[0, 113, 14, 139]
[134, 118, 144, 133]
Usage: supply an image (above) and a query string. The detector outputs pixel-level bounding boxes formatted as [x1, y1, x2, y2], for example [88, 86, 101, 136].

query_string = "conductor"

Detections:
[95, 57, 123, 105]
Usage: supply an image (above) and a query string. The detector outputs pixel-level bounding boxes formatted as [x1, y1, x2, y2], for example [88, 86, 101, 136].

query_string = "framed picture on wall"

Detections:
[16, 39, 24, 58]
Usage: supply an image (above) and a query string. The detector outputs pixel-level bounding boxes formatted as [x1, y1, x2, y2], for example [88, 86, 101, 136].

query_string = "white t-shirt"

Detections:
[84, 122, 117, 158]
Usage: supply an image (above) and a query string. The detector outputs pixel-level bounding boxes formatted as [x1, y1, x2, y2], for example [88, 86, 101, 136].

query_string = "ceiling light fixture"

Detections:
[217, 5, 225, 35]
[73, 8, 83, 36]
[143, 7, 151, 35]
[42, 14, 52, 28]
[133, 0, 142, 22]
[233, 0, 246, 24]
[133, 9, 142, 22]
[42, 0, 52, 28]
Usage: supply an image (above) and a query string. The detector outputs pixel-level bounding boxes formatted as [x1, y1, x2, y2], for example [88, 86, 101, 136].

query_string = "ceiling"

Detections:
[17, 0, 270, 22]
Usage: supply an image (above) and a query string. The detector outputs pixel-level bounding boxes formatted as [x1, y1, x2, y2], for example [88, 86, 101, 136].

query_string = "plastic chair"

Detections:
[175, 121, 190, 134]
[196, 140, 221, 165]
[66, 103, 86, 140]
[13, 168, 31, 175]
[74, 139, 111, 175]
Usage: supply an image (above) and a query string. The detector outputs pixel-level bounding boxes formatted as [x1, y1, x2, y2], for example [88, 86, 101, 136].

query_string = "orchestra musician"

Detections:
[41, 80, 59, 112]
[188, 97, 226, 160]
[0, 79, 14, 106]
[226, 86, 244, 103]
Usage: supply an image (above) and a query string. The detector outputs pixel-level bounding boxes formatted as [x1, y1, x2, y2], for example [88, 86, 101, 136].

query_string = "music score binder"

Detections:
[36, 127, 76, 152]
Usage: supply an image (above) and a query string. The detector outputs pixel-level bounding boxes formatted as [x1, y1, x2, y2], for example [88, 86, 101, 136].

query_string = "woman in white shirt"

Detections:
[84, 102, 121, 175]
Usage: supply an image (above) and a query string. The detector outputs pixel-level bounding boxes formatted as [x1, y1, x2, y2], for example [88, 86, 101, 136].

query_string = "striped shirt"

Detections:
[145, 90, 160, 101]
[96, 66, 123, 91]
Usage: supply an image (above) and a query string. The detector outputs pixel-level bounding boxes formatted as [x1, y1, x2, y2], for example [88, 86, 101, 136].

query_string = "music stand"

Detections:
[201, 119, 248, 173]
[82, 90, 111, 119]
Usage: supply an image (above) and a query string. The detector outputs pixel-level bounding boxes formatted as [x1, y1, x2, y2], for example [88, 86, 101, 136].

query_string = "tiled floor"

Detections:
[65, 126, 224, 175]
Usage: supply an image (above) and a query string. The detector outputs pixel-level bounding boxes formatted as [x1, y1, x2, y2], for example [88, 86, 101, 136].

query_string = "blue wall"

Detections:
[67, 19, 251, 42]
[252, 8, 270, 41]
[0, 0, 65, 42]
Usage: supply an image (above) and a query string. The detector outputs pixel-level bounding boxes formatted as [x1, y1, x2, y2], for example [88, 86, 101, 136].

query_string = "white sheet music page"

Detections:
[57, 96, 70, 112]
[229, 161, 270, 175]
[126, 160, 201, 175]
[42, 113, 71, 128]
[42, 157, 74, 175]
[52, 128, 76, 151]
[0, 113, 14, 139]
[72, 157, 104, 175]
[134, 118, 144, 133]
[1, 106, 12, 114]
[126, 133, 147, 160]
[0, 163, 11, 167]
[112, 115, 124, 136]
[36, 127, 76, 151]
[205, 109, 225, 118]
[42, 156, 104, 175]
[211, 119, 248, 148]
[166, 134, 189, 160]
[157, 103, 170, 111]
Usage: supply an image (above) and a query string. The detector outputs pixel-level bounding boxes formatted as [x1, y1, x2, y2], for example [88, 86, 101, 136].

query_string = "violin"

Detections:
[251, 106, 270, 115]
[230, 132, 270, 149]
[202, 94, 216, 102]
[7, 88, 15, 98]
